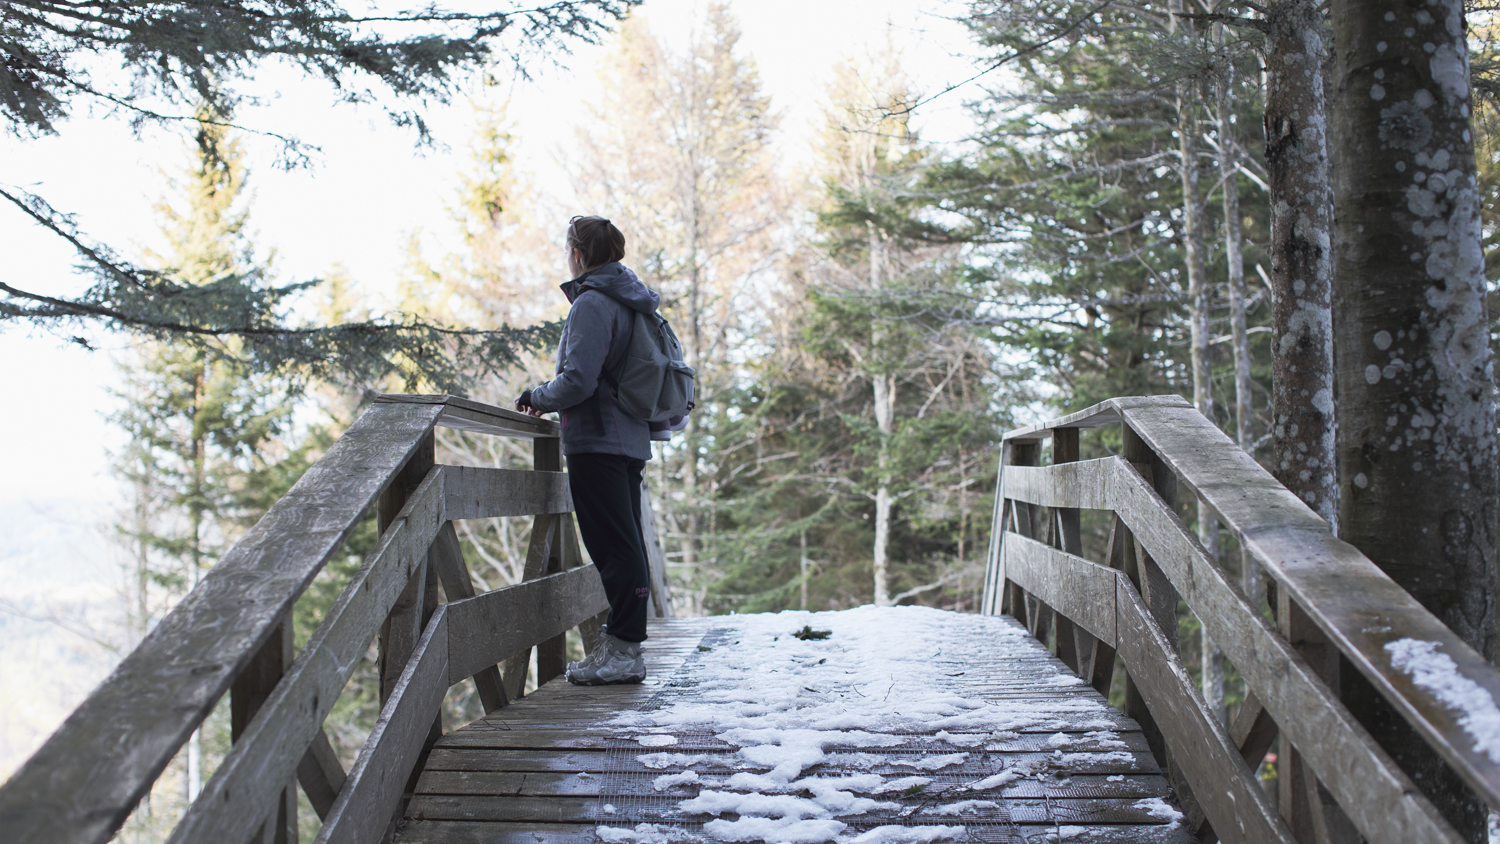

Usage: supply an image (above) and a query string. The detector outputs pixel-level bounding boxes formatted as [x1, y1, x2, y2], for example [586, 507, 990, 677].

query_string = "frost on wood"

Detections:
[1385, 638, 1500, 764]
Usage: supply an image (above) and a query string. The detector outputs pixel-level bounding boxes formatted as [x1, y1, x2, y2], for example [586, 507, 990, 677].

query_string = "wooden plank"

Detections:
[980, 443, 1012, 616]
[380, 431, 435, 706]
[446, 565, 610, 685]
[374, 393, 559, 440]
[318, 607, 452, 844]
[162, 466, 448, 844]
[0, 401, 442, 844]
[1107, 455, 1463, 844]
[1115, 578, 1293, 844]
[502, 438, 565, 699]
[411, 769, 1172, 799]
[400, 793, 1177, 824]
[395, 821, 1194, 844]
[428, 522, 507, 712]
[1002, 533, 1118, 647]
[532, 437, 571, 689]
[1005, 459, 1116, 510]
[432, 726, 1151, 752]
[231, 620, 297, 844]
[640, 481, 673, 618]
[1001, 395, 1191, 444]
[441, 466, 572, 521]
[1228, 692, 1277, 769]
[1119, 399, 1500, 810]
[296, 728, 347, 821]
[418, 747, 1162, 775]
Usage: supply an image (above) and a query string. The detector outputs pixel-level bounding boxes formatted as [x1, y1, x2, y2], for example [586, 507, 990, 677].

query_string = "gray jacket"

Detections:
[528, 263, 659, 460]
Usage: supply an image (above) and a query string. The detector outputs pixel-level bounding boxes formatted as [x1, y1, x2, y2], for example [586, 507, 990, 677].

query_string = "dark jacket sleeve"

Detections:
[529, 292, 616, 412]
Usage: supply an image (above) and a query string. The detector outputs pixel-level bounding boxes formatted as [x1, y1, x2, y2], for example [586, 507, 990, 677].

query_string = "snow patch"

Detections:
[610, 606, 1111, 843]
[638, 734, 678, 747]
[1386, 639, 1500, 763]
[847, 825, 965, 844]
[653, 771, 701, 791]
[702, 817, 848, 843]
[967, 770, 1021, 791]
[598, 823, 690, 844]
[924, 800, 998, 815]
[1134, 797, 1185, 825]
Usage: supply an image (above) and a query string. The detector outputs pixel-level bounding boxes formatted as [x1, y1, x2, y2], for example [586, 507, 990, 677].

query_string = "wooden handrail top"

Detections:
[0, 394, 574, 844]
[996, 395, 1500, 812]
[374, 393, 560, 439]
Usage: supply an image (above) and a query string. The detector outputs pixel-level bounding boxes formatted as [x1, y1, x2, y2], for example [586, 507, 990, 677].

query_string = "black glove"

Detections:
[517, 389, 534, 410]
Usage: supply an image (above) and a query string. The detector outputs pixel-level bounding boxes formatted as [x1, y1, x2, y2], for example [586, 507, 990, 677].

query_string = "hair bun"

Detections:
[566, 215, 626, 268]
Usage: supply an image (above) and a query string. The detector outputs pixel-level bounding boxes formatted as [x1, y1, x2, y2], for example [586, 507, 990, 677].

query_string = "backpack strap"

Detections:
[596, 307, 641, 430]
[599, 308, 642, 393]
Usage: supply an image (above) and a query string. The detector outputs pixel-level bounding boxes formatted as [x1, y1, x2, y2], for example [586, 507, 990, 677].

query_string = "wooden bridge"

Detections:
[3, 394, 1500, 844]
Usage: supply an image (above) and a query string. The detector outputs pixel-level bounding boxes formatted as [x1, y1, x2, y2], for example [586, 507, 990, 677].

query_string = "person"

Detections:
[515, 215, 658, 686]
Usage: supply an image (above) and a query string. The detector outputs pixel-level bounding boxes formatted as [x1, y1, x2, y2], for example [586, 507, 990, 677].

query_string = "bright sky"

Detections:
[0, 0, 993, 775]
[0, 0, 983, 507]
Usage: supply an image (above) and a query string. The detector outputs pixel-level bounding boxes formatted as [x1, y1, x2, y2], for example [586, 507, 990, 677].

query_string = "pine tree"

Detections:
[109, 110, 294, 830]
[706, 47, 1009, 613]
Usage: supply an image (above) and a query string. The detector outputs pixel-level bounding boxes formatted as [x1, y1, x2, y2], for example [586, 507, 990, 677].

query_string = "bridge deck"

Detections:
[397, 608, 1190, 844]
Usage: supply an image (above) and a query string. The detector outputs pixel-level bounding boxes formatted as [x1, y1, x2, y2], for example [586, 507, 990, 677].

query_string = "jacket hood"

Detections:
[560, 262, 660, 315]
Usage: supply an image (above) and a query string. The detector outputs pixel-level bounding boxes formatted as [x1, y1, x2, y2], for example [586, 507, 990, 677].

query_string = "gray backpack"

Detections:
[603, 310, 696, 422]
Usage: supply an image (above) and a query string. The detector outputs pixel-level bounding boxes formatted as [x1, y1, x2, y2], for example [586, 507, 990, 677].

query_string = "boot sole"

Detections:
[566, 672, 646, 686]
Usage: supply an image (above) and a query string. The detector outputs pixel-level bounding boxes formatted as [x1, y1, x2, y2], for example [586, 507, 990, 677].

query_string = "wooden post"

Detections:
[567, 516, 607, 654]
[1278, 595, 1360, 843]
[374, 430, 436, 841]
[1119, 423, 1204, 826]
[428, 522, 507, 712]
[983, 442, 1014, 616]
[640, 481, 674, 618]
[1051, 428, 1087, 674]
[504, 436, 564, 699]
[1003, 442, 1041, 622]
[378, 431, 436, 705]
[230, 619, 296, 844]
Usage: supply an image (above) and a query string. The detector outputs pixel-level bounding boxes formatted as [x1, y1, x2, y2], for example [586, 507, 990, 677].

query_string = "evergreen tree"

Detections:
[109, 111, 295, 833]
[2, 1, 637, 382]
[706, 49, 1009, 613]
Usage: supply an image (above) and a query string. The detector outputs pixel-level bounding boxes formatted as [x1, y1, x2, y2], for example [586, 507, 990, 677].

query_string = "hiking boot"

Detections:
[566, 634, 645, 686]
[568, 625, 610, 674]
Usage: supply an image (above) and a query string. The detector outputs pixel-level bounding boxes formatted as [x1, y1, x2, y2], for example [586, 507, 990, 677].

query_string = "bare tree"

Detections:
[573, 5, 784, 609]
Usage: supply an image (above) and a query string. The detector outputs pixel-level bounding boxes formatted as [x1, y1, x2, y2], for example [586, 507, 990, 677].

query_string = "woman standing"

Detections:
[515, 216, 657, 686]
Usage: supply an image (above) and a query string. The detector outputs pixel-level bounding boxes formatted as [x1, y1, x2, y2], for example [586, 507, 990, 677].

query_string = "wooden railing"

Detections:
[982, 395, 1500, 844]
[0, 394, 610, 844]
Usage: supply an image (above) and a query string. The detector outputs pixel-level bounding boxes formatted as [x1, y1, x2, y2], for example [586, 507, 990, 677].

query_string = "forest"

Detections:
[4, 0, 1500, 839]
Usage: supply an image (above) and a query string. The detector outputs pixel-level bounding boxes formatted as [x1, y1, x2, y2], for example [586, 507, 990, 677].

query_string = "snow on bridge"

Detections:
[397, 608, 1187, 844]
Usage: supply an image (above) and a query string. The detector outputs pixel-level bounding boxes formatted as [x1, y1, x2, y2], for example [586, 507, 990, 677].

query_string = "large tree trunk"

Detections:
[1265, 0, 1339, 531]
[1329, 0, 1497, 838]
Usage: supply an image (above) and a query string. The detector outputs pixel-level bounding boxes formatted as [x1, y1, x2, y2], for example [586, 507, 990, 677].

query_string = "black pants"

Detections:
[567, 452, 651, 643]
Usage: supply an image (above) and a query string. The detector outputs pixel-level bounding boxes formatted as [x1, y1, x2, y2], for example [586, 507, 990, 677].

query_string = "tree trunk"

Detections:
[1330, 0, 1497, 838]
[867, 222, 896, 607]
[1173, 3, 1224, 725]
[1217, 27, 1264, 614]
[800, 528, 810, 611]
[1265, 0, 1339, 529]
[873, 371, 895, 607]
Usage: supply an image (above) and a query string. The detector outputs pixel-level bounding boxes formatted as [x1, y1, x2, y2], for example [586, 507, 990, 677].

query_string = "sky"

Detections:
[0, 0, 989, 776]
